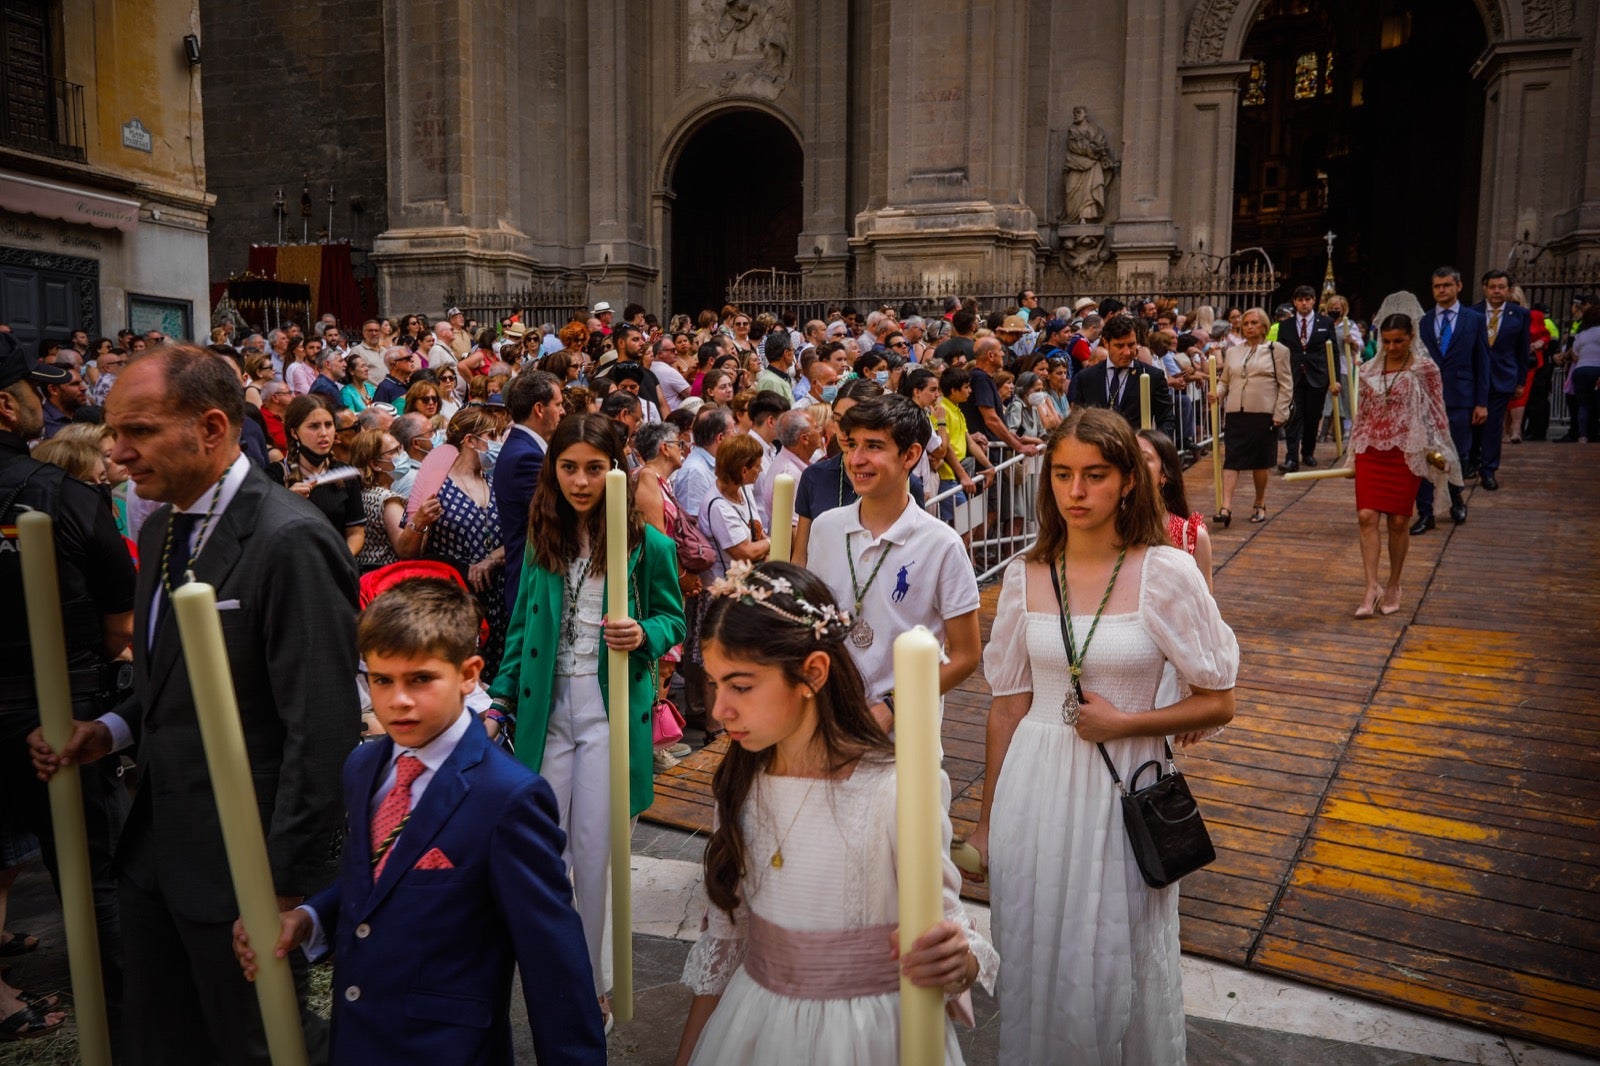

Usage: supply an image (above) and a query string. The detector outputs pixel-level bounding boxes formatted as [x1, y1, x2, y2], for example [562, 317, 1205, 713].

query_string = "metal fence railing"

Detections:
[442, 280, 591, 336]
[928, 378, 1222, 583]
[724, 267, 1277, 326]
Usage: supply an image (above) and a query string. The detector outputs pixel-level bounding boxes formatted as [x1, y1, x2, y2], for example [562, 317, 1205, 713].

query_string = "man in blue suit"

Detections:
[1412, 266, 1489, 533]
[495, 370, 566, 614]
[234, 579, 605, 1065]
[1470, 269, 1530, 490]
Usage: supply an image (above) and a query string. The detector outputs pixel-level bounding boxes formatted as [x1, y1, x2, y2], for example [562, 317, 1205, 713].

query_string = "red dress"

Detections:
[1166, 512, 1205, 555]
[1354, 449, 1419, 515]
[1349, 357, 1456, 516]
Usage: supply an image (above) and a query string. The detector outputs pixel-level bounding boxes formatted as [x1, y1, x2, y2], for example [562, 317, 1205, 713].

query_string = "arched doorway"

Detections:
[1231, 0, 1487, 316]
[667, 109, 803, 319]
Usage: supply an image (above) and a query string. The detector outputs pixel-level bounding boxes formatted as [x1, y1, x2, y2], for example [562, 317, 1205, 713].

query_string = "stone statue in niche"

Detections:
[1059, 107, 1119, 224]
[688, 0, 791, 98]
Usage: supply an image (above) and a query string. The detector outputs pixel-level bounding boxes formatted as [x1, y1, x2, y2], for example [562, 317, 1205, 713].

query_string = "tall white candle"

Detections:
[894, 626, 945, 1065]
[1325, 340, 1344, 455]
[604, 467, 634, 1023]
[768, 473, 796, 562]
[172, 583, 307, 1066]
[1139, 372, 1153, 430]
[18, 513, 112, 1066]
[1207, 355, 1224, 513]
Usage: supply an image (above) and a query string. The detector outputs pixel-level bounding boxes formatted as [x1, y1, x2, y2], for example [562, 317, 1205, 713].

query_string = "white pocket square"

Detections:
[216, 599, 242, 611]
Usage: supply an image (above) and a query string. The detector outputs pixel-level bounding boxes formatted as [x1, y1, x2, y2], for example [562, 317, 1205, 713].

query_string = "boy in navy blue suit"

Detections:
[234, 579, 605, 1064]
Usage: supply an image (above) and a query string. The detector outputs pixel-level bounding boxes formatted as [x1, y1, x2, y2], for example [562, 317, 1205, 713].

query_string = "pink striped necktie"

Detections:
[371, 753, 424, 879]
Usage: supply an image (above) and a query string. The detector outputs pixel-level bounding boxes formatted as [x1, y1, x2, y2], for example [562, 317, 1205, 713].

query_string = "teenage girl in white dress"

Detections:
[967, 408, 1240, 1065]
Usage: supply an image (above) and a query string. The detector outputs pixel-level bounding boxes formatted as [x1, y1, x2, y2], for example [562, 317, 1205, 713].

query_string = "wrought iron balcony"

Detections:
[1, 76, 88, 163]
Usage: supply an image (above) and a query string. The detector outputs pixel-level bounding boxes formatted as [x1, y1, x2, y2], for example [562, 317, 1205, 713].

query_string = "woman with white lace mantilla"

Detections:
[965, 409, 1239, 1065]
[1345, 295, 1462, 618]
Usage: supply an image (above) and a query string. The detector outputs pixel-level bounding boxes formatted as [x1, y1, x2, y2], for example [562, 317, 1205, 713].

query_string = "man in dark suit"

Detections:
[1277, 284, 1341, 473]
[494, 369, 566, 614]
[1470, 269, 1530, 490]
[1067, 314, 1175, 435]
[1413, 267, 1490, 532]
[31, 344, 357, 1064]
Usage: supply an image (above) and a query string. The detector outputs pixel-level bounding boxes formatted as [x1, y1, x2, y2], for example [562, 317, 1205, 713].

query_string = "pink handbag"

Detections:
[652, 696, 685, 746]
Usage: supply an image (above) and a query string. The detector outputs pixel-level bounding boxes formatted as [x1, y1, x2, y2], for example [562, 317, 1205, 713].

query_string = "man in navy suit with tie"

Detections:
[233, 579, 605, 1065]
[1470, 269, 1530, 491]
[1412, 266, 1489, 533]
[494, 370, 566, 614]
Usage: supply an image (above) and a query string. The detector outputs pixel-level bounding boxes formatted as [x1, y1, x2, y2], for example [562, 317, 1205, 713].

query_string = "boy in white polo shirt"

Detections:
[805, 394, 982, 731]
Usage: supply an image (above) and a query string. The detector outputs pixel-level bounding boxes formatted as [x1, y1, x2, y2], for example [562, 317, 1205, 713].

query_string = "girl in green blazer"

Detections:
[489, 413, 686, 1012]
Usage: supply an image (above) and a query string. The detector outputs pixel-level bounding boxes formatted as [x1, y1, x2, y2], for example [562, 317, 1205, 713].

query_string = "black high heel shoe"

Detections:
[1212, 509, 1232, 528]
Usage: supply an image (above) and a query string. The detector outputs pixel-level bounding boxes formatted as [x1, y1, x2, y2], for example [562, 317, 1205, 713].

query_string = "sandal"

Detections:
[1212, 509, 1232, 529]
[20, 990, 61, 1013]
[0, 933, 38, 958]
[0, 1001, 64, 1041]
[1250, 507, 1268, 523]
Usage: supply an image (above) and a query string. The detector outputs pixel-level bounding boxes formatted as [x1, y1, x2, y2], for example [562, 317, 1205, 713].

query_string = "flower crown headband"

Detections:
[706, 561, 853, 642]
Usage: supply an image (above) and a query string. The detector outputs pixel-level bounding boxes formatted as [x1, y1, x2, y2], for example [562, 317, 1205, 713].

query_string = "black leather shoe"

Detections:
[1462, 464, 1480, 480]
[1279, 460, 1300, 474]
[1409, 515, 1436, 535]
[1303, 455, 1318, 467]
[1480, 472, 1499, 491]
[1450, 503, 1468, 524]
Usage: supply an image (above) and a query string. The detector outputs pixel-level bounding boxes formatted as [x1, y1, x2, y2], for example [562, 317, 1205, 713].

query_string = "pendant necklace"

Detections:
[1055, 546, 1127, 726]
[845, 526, 894, 648]
[160, 480, 225, 595]
[766, 774, 820, 869]
[561, 555, 591, 647]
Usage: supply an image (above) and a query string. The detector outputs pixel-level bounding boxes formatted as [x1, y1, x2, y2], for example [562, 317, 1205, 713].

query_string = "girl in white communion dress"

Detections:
[673, 561, 996, 1066]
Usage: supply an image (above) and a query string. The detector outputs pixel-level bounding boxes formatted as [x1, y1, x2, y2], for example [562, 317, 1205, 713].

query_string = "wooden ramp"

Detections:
[643, 442, 1600, 1055]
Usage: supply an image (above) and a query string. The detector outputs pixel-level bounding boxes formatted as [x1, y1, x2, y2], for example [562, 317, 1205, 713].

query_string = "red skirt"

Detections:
[1354, 448, 1421, 515]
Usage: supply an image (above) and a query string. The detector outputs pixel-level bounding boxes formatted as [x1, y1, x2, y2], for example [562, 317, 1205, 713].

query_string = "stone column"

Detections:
[796, 0, 851, 290]
[584, 0, 655, 309]
[1473, 37, 1581, 271]
[1174, 62, 1252, 264]
[1550, 2, 1600, 257]
[851, 0, 1038, 282]
[1109, 0, 1182, 276]
[369, 0, 533, 315]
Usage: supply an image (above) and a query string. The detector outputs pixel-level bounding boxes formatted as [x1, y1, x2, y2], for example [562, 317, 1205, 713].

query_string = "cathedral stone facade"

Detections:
[201, 0, 1600, 316]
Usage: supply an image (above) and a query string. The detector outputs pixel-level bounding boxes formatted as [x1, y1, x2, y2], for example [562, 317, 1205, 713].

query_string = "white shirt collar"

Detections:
[389, 707, 472, 775]
[1437, 301, 1460, 315]
[174, 452, 251, 515]
[840, 495, 917, 546]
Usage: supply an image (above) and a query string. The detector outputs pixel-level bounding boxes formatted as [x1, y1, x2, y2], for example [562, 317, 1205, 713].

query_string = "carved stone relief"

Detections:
[1181, 0, 1571, 65]
[687, 0, 792, 100]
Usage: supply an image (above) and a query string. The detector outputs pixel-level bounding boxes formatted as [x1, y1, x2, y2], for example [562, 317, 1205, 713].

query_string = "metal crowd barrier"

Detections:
[924, 448, 1041, 583]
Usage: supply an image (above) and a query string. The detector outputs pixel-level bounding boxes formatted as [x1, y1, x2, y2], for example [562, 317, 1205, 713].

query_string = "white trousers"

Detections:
[545, 673, 617, 996]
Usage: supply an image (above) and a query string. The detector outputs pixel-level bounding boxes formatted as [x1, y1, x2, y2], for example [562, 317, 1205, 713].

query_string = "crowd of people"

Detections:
[0, 273, 1591, 1064]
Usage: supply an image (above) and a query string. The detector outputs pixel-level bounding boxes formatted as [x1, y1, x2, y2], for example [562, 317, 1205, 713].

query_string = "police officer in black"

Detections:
[0, 331, 137, 1037]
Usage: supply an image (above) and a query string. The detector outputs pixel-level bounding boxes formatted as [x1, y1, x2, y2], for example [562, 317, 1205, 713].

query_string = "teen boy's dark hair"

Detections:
[748, 390, 790, 426]
[838, 393, 927, 455]
[359, 579, 481, 665]
[940, 366, 972, 394]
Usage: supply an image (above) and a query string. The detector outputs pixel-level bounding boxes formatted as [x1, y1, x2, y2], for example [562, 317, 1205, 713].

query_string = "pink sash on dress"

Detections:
[742, 912, 976, 1024]
[744, 913, 900, 1000]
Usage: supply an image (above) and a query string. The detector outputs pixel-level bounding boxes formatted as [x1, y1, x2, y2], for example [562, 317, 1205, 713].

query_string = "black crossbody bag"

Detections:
[1050, 560, 1215, 889]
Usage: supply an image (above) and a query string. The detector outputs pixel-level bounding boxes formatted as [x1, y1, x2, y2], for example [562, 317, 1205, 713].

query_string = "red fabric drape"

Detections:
[244, 243, 367, 329]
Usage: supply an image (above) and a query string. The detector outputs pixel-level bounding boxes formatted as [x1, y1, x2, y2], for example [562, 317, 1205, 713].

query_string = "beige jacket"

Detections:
[1217, 342, 1293, 423]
